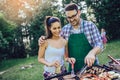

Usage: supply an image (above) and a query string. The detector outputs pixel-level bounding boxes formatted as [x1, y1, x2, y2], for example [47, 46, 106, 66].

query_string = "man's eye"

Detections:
[58, 27, 60, 29]
[67, 16, 71, 19]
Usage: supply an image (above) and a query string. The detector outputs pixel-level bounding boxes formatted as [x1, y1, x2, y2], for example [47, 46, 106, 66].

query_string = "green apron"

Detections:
[68, 33, 97, 72]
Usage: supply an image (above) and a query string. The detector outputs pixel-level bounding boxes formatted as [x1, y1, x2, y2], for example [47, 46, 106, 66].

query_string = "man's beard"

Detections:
[70, 20, 79, 26]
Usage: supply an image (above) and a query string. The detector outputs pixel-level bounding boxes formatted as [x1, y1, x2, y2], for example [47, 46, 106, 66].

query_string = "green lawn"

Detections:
[0, 57, 44, 80]
[98, 40, 120, 64]
[0, 40, 120, 80]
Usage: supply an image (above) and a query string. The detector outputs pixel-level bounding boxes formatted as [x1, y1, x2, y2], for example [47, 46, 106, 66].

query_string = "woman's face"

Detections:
[101, 29, 105, 32]
[50, 22, 61, 37]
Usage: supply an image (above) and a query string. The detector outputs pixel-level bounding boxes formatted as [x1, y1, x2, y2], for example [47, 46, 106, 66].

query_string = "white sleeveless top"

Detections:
[44, 44, 65, 73]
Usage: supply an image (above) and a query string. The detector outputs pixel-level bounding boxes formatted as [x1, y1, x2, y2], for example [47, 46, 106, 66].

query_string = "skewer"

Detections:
[108, 55, 120, 65]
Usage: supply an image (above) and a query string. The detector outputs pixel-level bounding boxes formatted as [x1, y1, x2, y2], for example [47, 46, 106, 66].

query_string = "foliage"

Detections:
[86, 0, 120, 40]
[0, 13, 16, 60]
[0, 0, 42, 25]
[0, 13, 26, 61]
[62, 0, 86, 10]
[11, 26, 26, 58]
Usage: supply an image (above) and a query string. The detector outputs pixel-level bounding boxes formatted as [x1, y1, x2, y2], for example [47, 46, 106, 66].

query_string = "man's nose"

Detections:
[70, 18, 74, 21]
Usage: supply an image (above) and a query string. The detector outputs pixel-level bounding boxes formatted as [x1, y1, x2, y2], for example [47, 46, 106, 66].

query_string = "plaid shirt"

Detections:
[60, 19, 103, 49]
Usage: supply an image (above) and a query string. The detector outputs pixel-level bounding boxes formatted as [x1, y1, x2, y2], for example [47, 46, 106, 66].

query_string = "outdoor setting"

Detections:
[0, 0, 120, 80]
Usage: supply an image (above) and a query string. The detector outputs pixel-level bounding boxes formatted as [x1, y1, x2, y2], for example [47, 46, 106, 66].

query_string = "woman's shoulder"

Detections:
[60, 37, 67, 44]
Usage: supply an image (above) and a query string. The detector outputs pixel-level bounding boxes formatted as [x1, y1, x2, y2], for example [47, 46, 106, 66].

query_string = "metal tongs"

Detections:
[71, 61, 75, 77]
[108, 55, 120, 65]
[78, 64, 87, 77]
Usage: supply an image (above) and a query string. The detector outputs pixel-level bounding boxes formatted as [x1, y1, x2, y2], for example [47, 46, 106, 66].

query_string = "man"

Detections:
[39, 3, 103, 72]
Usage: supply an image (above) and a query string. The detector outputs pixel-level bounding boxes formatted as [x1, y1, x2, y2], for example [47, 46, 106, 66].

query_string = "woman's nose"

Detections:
[56, 29, 60, 32]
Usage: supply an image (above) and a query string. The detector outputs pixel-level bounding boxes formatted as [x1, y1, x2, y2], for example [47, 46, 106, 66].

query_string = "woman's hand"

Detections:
[47, 60, 60, 68]
[66, 57, 76, 64]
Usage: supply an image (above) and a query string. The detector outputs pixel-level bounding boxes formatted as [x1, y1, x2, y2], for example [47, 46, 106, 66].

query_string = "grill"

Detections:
[45, 72, 79, 80]
[45, 65, 120, 80]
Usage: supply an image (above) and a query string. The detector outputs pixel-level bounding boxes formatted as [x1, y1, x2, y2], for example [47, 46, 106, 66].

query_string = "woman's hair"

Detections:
[44, 16, 60, 39]
[65, 3, 78, 11]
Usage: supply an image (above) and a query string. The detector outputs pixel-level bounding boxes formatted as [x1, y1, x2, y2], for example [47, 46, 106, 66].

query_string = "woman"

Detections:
[38, 16, 75, 79]
[101, 28, 107, 49]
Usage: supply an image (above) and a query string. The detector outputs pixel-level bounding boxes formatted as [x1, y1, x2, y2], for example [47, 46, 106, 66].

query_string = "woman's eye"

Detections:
[53, 28, 56, 30]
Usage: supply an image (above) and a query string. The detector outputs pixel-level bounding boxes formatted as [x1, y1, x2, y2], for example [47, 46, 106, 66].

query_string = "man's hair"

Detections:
[65, 3, 78, 11]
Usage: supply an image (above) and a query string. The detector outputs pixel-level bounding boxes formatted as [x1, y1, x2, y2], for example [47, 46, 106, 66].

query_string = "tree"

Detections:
[0, 0, 43, 58]
[0, 13, 27, 61]
[0, 0, 42, 25]
[62, 0, 86, 10]
[0, 13, 16, 60]
[86, 0, 120, 40]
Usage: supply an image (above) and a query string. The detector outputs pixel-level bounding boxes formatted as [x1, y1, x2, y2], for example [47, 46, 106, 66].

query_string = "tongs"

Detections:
[78, 64, 87, 77]
[108, 55, 120, 65]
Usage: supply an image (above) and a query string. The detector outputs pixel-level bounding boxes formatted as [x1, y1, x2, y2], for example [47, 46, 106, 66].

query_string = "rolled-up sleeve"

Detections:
[90, 22, 103, 50]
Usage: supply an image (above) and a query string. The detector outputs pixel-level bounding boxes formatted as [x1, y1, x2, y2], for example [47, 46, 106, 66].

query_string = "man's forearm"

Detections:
[89, 46, 101, 56]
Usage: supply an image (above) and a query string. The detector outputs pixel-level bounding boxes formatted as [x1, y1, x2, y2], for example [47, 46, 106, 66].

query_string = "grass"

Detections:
[0, 40, 120, 80]
[0, 56, 44, 80]
[98, 40, 120, 64]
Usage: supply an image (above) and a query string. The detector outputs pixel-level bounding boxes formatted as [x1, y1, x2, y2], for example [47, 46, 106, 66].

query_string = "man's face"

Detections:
[65, 10, 80, 26]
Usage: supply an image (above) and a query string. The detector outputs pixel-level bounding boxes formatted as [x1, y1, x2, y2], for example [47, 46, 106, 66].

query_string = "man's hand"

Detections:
[38, 36, 46, 46]
[85, 47, 101, 67]
[85, 52, 95, 67]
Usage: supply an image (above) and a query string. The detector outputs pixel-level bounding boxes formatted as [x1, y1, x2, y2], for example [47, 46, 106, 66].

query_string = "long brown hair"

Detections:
[44, 16, 60, 39]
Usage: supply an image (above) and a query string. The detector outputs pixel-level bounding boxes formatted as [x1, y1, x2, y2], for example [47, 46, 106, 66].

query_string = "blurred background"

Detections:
[0, 0, 120, 80]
